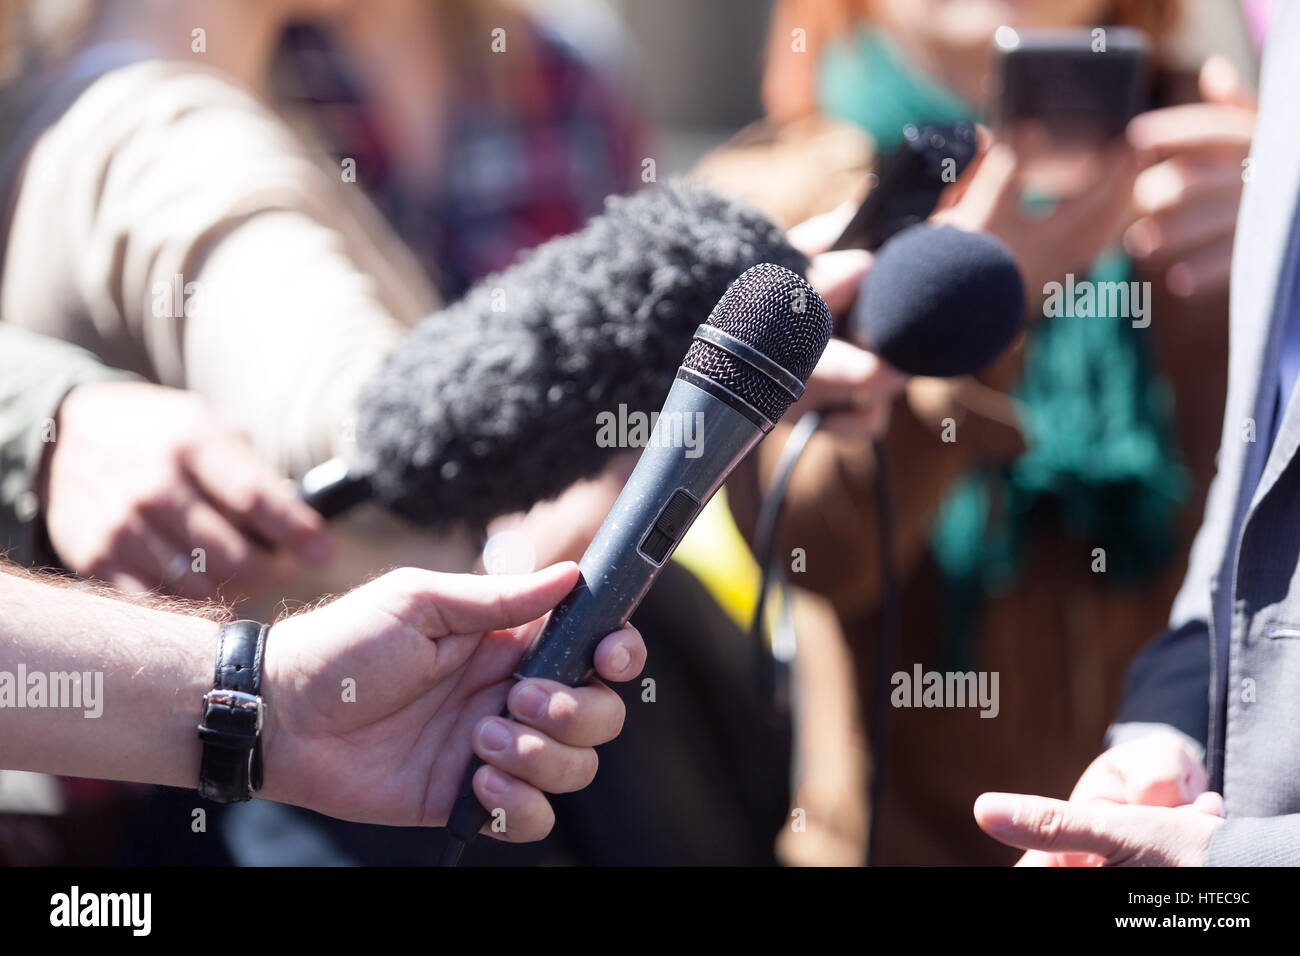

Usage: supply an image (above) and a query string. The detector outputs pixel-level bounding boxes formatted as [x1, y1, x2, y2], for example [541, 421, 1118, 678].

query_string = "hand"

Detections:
[788, 205, 909, 438]
[793, 339, 907, 438]
[259, 562, 646, 841]
[1124, 56, 1257, 298]
[974, 790, 1224, 866]
[788, 203, 876, 315]
[933, 128, 1141, 301]
[1011, 729, 1208, 866]
[37, 381, 332, 601]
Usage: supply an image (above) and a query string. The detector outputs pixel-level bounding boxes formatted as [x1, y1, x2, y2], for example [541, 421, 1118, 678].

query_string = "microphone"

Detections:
[439, 262, 833, 864]
[849, 223, 1025, 377]
[299, 180, 807, 528]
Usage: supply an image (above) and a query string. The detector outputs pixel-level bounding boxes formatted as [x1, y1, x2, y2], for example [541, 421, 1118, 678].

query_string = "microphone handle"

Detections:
[442, 376, 769, 857]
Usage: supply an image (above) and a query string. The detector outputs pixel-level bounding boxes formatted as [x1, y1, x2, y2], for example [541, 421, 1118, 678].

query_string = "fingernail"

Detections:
[512, 684, 549, 721]
[479, 718, 512, 754]
[608, 646, 631, 676]
[480, 766, 509, 797]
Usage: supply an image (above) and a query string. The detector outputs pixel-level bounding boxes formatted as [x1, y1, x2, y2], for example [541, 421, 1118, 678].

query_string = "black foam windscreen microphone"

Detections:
[300, 180, 807, 528]
[850, 223, 1025, 377]
[439, 262, 833, 864]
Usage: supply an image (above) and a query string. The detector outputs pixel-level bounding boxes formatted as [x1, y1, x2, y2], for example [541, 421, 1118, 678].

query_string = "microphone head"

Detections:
[682, 263, 832, 424]
[852, 224, 1025, 377]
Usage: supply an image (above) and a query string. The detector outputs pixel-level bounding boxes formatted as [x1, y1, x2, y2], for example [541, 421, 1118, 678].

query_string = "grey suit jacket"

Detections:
[1111, 3, 1300, 865]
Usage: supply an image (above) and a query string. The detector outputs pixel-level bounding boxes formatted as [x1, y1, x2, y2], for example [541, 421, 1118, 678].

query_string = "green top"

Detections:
[819, 28, 977, 153]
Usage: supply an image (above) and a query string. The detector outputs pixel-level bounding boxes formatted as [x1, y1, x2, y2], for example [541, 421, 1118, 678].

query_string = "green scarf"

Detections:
[819, 28, 976, 153]
[820, 28, 1190, 667]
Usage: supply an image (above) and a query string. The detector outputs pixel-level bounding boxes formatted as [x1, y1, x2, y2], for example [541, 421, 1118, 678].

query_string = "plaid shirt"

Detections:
[275, 21, 647, 298]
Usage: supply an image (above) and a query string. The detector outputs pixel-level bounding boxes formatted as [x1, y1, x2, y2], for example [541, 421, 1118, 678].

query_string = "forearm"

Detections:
[0, 567, 220, 791]
[182, 211, 409, 477]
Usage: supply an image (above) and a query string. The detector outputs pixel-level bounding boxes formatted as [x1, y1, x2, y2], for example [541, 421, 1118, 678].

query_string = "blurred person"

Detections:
[1, 325, 330, 599]
[272, 0, 647, 298]
[0, 0, 550, 865]
[0, 0, 894, 868]
[694, 0, 1254, 863]
[261, 0, 901, 866]
[0, 326, 334, 865]
[0, 0, 900, 866]
[975, 0, 1300, 867]
[0, 558, 646, 847]
[0, 0, 888, 611]
[0, 0, 476, 619]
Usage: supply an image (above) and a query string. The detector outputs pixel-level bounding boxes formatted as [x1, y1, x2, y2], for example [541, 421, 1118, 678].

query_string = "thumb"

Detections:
[806, 248, 872, 314]
[1199, 54, 1256, 110]
[788, 201, 860, 257]
[932, 141, 1020, 235]
[389, 562, 581, 637]
[974, 792, 1126, 859]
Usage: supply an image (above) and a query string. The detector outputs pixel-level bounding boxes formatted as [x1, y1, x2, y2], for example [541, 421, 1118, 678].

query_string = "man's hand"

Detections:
[260, 562, 646, 842]
[974, 790, 1224, 866]
[38, 381, 332, 601]
[1011, 730, 1209, 866]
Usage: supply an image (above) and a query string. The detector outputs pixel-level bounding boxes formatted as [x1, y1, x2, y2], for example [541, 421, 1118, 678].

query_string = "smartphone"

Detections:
[829, 120, 978, 253]
[992, 25, 1149, 192]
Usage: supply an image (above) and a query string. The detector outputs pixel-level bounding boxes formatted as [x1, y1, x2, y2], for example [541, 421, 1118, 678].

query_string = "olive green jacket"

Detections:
[0, 324, 137, 566]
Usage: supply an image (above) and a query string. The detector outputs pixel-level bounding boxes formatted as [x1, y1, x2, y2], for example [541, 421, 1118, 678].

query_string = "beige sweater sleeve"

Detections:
[1, 60, 439, 478]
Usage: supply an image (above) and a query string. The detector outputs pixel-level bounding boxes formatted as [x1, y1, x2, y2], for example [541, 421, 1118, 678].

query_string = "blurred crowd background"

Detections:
[0, 0, 1273, 866]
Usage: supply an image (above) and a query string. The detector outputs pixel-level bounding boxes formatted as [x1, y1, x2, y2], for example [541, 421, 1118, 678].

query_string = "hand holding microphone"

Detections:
[440, 262, 836, 861]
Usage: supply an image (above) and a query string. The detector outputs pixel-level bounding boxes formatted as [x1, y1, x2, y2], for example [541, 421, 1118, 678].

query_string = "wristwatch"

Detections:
[197, 620, 268, 803]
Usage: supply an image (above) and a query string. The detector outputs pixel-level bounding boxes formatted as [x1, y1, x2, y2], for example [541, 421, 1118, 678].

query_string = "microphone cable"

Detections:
[749, 410, 823, 727]
[748, 411, 900, 867]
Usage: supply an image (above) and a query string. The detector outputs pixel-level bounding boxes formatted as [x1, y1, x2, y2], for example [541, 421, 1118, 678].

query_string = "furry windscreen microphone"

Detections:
[349, 179, 806, 528]
[851, 223, 1025, 377]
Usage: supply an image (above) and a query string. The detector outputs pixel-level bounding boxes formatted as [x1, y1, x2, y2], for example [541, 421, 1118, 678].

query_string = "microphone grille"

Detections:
[681, 263, 832, 423]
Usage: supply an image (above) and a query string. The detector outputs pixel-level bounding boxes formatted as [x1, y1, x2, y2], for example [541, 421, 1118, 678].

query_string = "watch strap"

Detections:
[197, 620, 268, 802]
